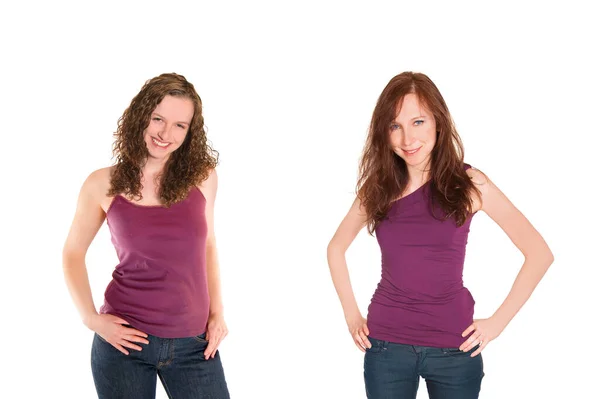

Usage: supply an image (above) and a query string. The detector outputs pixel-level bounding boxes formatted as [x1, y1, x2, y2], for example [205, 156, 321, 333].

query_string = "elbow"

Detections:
[326, 240, 337, 258]
[524, 243, 554, 270]
[545, 247, 555, 268]
[62, 249, 84, 272]
[206, 238, 217, 252]
[327, 240, 346, 265]
[62, 249, 73, 270]
[541, 239, 554, 268]
[206, 232, 217, 247]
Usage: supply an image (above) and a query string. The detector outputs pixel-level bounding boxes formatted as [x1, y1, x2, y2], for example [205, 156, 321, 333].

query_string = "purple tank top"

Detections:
[367, 165, 476, 348]
[99, 187, 209, 338]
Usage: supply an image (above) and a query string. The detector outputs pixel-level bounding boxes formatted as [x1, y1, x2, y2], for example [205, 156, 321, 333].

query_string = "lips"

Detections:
[151, 137, 170, 148]
[403, 146, 421, 155]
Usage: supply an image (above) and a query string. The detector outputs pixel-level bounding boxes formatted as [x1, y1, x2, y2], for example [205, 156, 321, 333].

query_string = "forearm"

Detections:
[206, 244, 224, 315]
[327, 246, 362, 319]
[493, 250, 553, 328]
[63, 255, 98, 329]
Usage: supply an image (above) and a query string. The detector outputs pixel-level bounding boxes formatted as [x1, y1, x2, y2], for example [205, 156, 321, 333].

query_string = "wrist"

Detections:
[490, 312, 510, 331]
[209, 308, 224, 317]
[344, 308, 362, 322]
[83, 313, 99, 330]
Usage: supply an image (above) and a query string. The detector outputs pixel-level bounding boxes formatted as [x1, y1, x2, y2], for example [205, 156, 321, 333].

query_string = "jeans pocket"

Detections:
[193, 332, 207, 344]
[442, 345, 478, 356]
[365, 336, 386, 354]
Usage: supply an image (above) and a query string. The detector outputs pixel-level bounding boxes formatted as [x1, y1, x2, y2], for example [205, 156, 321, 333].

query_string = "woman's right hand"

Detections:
[89, 314, 149, 355]
[347, 314, 371, 352]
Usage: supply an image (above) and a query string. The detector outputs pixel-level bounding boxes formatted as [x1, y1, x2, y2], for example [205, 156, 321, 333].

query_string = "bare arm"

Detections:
[201, 169, 224, 316]
[327, 197, 371, 351]
[62, 170, 106, 328]
[198, 169, 228, 359]
[474, 168, 554, 325]
[62, 169, 148, 355]
[461, 168, 554, 354]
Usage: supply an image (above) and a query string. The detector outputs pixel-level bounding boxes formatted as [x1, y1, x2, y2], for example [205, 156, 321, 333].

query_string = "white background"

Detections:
[1, 1, 598, 398]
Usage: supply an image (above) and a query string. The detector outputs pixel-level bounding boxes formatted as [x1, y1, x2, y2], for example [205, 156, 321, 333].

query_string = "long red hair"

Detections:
[357, 72, 480, 234]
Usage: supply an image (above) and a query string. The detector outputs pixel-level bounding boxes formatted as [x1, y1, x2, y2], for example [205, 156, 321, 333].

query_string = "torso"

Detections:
[366, 163, 482, 348]
[92, 166, 211, 338]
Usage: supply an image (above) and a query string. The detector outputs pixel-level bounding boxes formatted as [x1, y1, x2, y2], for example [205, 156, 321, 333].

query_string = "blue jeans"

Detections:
[91, 332, 230, 399]
[364, 337, 484, 399]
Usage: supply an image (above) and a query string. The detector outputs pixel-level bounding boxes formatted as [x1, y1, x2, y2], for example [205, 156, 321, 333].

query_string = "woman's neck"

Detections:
[406, 164, 430, 187]
[142, 156, 169, 177]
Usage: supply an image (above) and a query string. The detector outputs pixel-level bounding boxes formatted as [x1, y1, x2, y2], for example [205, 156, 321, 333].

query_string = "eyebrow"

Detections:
[152, 112, 190, 125]
[391, 115, 427, 124]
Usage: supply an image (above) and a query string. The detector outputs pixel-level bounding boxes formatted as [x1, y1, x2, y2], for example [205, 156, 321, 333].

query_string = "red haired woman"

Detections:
[327, 72, 553, 398]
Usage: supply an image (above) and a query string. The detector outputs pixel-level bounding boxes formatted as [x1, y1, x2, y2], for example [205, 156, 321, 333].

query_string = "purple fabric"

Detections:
[99, 187, 209, 338]
[367, 165, 476, 348]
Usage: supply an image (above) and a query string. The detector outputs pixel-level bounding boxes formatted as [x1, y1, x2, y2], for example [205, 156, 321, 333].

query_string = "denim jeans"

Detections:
[364, 336, 484, 399]
[91, 332, 230, 399]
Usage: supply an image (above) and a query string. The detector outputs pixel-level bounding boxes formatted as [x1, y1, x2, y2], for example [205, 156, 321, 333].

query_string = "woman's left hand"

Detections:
[460, 317, 505, 357]
[204, 313, 228, 360]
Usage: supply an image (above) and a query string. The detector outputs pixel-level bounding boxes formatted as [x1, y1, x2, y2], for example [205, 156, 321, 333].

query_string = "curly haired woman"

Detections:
[63, 73, 230, 398]
[326, 72, 553, 398]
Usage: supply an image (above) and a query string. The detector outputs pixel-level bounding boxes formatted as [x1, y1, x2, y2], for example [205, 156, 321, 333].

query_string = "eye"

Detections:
[390, 123, 400, 131]
[414, 120, 424, 126]
[152, 117, 162, 122]
[177, 124, 186, 129]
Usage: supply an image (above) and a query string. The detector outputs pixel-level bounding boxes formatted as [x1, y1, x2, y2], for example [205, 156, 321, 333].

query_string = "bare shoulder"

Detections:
[351, 195, 367, 216]
[197, 168, 217, 202]
[82, 167, 111, 192]
[64, 167, 113, 253]
[466, 166, 492, 212]
[467, 166, 494, 192]
[81, 166, 113, 209]
[466, 166, 489, 185]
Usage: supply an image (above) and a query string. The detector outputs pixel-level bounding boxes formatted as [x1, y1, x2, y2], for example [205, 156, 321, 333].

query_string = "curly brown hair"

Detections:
[357, 72, 481, 234]
[108, 73, 218, 206]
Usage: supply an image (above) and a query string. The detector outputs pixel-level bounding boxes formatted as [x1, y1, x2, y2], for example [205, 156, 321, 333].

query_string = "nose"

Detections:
[402, 128, 416, 147]
[157, 123, 173, 141]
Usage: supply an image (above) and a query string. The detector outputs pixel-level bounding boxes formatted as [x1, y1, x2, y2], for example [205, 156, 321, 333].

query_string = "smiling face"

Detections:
[389, 93, 437, 173]
[143, 95, 194, 161]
